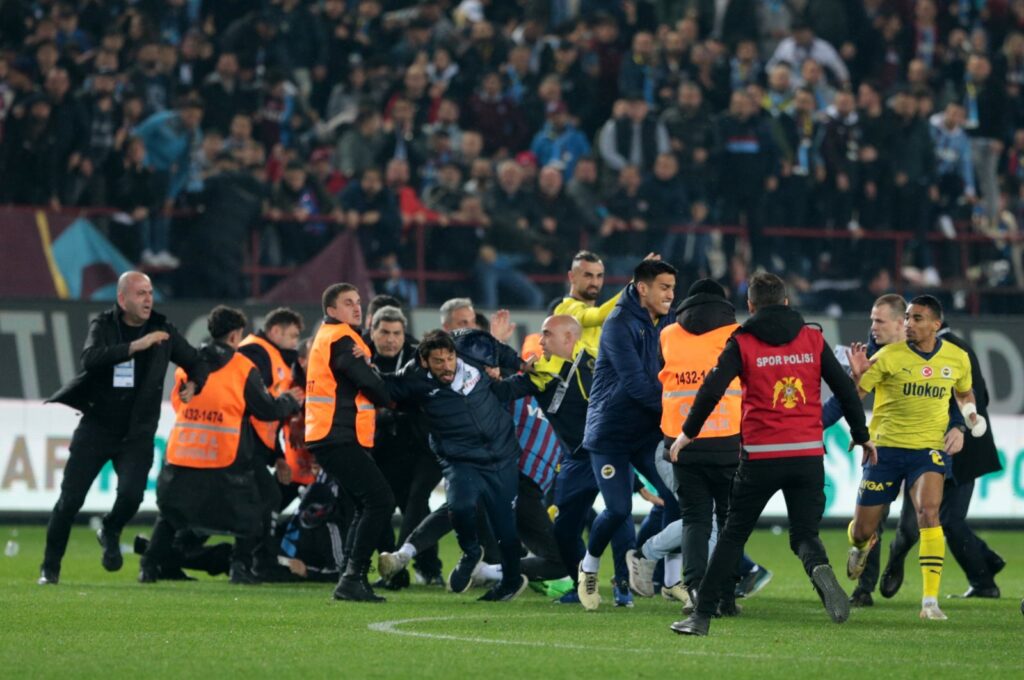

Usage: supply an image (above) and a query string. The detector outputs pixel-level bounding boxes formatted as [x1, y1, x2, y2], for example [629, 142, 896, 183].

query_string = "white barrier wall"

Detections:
[1, 398, 1023, 518]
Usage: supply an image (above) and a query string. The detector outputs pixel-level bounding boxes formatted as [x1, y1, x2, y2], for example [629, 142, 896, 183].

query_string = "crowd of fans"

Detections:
[1, 0, 1023, 312]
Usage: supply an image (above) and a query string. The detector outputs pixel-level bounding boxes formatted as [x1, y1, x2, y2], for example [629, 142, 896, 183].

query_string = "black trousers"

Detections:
[312, 442, 395, 573]
[42, 420, 154, 571]
[252, 463, 281, 568]
[889, 479, 1001, 589]
[695, 457, 829, 616]
[375, 445, 443, 576]
[674, 462, 736, 590]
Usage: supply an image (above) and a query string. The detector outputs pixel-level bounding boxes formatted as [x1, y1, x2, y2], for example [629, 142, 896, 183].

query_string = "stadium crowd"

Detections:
[1, 0, 1024, 312]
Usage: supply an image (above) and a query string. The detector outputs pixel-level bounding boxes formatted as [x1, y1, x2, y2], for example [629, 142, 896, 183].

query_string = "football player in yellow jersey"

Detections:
[846, 295, 983, 621]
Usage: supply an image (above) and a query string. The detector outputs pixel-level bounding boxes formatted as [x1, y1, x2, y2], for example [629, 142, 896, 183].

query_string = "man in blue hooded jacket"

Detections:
[577, 259, 679, 609]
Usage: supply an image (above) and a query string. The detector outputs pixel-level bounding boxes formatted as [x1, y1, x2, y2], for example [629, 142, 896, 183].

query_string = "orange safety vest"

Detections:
[239, 333, 292, 451]
[283, 415, 316, 485]
[658, 323, 742, 439]
[166, 353, 255, 469]
[305, 322, 377, 448]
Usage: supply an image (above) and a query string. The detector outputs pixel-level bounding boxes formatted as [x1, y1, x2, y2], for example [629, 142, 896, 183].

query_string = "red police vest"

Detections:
[734, 326, 825, 460]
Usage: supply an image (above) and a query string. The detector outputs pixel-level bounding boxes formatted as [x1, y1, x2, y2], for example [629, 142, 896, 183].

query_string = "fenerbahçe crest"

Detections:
[772, 377, 806, 409]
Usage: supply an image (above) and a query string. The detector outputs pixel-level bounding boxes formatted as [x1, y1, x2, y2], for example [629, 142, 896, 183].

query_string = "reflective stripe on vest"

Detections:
[305, 322, 377, 448]
[239, 334, 292, 450]
[658, 323, 742, 438]
[166, 353, 254, 469]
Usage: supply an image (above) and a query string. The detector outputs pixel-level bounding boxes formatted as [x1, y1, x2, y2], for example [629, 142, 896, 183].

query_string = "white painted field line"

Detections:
[367, 614, 1019, 670]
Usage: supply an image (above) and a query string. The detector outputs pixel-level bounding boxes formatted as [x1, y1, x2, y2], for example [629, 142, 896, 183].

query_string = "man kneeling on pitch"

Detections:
[140, 306, 302, 584]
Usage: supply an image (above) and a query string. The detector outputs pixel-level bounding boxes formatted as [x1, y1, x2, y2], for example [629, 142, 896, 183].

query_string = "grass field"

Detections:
[1, 524, 1022, 679]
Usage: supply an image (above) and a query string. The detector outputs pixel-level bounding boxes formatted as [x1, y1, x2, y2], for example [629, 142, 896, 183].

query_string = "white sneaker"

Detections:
[938, 215, 956, 239]
[661, 582, 691, 606]
[920, 600, 948, 620]
[922, 266, 941, 287]
[156, 251, 181, 269]
[626, 549, 656, 597]
[847, 533, 877, 580]
[377, 551, 410, 580]
[141, 249, 159, 266]
[577, 562, 601, 611]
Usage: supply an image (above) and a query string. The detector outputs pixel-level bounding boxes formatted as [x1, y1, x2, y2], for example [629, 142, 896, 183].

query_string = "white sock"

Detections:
[581, 552, 601, 573]
[478, 563, 503, 581]
[664, 554, 683, 587]
[398, 543, 417, 559]
[922, 596, 938, 608]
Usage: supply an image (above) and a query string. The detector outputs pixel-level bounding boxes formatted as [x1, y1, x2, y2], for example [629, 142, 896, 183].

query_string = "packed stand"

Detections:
[1, 0, 1023, 312]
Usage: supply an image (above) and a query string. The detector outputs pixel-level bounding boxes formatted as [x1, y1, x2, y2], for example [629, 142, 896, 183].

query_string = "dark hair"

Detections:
[418, 329, 456, 361]
[633, 259, 677, 285]
[263, 307, 304, 332]
[474, 311, 491, 333]
[322, 283, 358, 314]
[208, 305, 247, 341]
[297, 337, 313, 360]
[747, 272, 787, 309]
[367, 294, 402, 320]
[572, 250, 602, 265]
[909, 294, 943, 320]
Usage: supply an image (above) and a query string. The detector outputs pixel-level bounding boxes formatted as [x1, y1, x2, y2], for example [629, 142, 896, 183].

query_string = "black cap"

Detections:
[686, 278, 727, 299]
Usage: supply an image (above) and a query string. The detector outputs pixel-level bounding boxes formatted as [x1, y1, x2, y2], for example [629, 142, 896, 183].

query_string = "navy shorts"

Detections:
[857, 446, 950, 506]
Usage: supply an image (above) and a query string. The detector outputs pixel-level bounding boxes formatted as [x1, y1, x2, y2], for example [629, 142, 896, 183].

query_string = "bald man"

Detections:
[42, 272, 209, 585]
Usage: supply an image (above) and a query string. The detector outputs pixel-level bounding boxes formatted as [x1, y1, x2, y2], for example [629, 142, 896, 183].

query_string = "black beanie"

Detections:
[686, 278, 727, 299]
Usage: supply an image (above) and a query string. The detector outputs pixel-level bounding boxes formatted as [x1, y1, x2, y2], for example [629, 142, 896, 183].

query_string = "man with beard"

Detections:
[552, 251, 622, 350]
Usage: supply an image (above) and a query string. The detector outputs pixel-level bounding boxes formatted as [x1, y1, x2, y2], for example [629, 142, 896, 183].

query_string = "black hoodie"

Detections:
[668, 293, 743, 465]
[682, 304, 870, 453]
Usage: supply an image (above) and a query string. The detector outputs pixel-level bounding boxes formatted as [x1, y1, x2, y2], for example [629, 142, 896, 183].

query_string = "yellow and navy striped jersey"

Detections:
[858, 339, 972, 450]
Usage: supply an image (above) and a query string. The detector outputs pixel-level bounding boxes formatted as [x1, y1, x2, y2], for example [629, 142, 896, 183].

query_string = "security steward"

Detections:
[139, 306, 301, 584]
[669, 273, 874, 636]
[659, 279, 744, 611]
[41, 271, 208, 585]
[305, 282, 394, 602]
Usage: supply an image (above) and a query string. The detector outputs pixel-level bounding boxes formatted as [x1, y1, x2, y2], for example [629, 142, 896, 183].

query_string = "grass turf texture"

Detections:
[1, 525, 1022, 678]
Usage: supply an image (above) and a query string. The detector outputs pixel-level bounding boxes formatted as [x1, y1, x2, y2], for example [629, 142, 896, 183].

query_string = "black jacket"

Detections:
[668, 293, 742, 465]
[47, 305, 208, 444]
[682, 305, 870, 453]
[157, 342, 299, 537]
[939, 327, 1002, 483]
[304, 318, 391, 451]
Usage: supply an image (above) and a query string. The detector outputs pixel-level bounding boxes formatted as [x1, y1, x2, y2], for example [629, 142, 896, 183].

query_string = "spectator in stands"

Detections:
[336, 109, 383, 180]
[602, 165, 652, 278]
[530, 100, 591, 180]
[269, 160, 341, 266]
[67, 65, 118, 206]
[598, 92, 670, 175]
[478, 159, 544, 309]
[618, 31, 660, 106]
[820, 89, 864, 233]
[341, 166, 402, 268]
[378, 96, 426, 180]
[1, 95, 61, 206]
[642, 153, 694, 262]
[132, 93, 204, 269]
[566, 155, 606, 236]
[661, 82, 714, 204]
[425, 161, 465, 216]
[387, 157, 438, 230]
[768, 20, 850, 87]
[111, 136, 160, 265]
[776, 87, 826, 232]
[536, 164, 583, 259]
[961, 54, 1009, 230]
[200, 52, 253, 135]
[467, 71, 529, 157]
[930, 101, 976, 240]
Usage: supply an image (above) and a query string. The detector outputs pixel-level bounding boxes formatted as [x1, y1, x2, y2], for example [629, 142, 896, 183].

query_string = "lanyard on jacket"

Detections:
[547, 350, 587, 414]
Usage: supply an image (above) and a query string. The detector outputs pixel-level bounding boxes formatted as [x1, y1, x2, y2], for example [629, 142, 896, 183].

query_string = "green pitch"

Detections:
[2, 525, 1022, 678]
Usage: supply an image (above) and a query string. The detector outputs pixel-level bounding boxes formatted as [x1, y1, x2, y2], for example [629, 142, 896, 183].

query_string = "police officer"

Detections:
[670, 273, 874, 636]
[40, 271, 208, 585]
[139, 306, 301, 584]
[305, 283, 394, 602]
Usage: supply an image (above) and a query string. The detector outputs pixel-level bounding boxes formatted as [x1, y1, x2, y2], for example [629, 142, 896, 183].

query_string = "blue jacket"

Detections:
[530, 123, 592, 179]
[133, 110, 200, 199]
[583, 283, 674, 454]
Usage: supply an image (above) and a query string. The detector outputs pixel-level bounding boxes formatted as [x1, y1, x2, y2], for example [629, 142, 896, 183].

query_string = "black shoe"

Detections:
[415, 569, 446, 587]
[138, 564, 158, 584]
[670, 613, 711, 636]
[954, 586, 1000, 599]
[160, 566, 196, 582]
[716, 599, 742, 617]
[879, 546, 906, 599]
[987, 553, 1006, 576]
[812, 564, 850, 623]
[97, 527, 123, 572]
[229, 561, 260, 585]
[375, 568, 411, 591]
[334, 574, 386, 602]
[37, 567, 60, 585]
[448, 548, 483, 594]
[478, 575, 529, 602]
[849, 588, 874, 607]
[133, 535, 149, 556]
